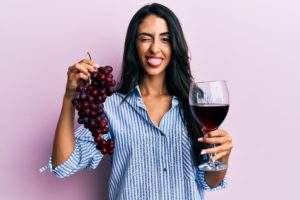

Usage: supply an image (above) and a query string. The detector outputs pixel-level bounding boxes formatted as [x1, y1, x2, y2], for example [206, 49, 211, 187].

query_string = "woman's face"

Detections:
[136, 15, 172, 78]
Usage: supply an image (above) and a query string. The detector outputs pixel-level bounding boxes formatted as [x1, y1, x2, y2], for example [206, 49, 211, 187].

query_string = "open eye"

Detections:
[162, 37, 170, 42]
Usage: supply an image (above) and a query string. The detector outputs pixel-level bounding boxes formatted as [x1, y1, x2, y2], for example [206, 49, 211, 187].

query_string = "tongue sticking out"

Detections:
[147, 58, 163, 66]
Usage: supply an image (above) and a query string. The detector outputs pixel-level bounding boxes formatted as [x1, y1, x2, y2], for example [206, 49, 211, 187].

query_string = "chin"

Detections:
[142, 65, 168, 77]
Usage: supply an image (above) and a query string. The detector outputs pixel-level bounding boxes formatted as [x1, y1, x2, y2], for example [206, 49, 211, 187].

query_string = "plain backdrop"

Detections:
[1, 0, 299, 199]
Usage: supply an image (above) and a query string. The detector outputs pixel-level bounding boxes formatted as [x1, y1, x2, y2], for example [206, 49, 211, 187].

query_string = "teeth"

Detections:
[147, 58, 162, 66]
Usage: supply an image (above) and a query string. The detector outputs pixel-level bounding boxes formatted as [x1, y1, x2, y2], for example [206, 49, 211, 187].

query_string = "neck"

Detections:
[139, 75, 169, 96]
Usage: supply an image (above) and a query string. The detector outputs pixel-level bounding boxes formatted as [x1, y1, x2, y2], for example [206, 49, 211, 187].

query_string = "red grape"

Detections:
[89, 110, 97, 118]
[90, 103, 98, 110]
[99, 119, 107, 128]
[103, 68, 109, 75]
[83, 108, 91, 116]
[76, 85, 85, 93]
[91, 71, 98, 81]
[99, 89, 106, 95]
[94, 96, 103, 103]
[87, 85, 94, 92]
[78, 117, 84, 124]
[98, 73, 106, 82]
[79, 92, 88, 101]
[78, 111, 85, 117]
[87, 95, 94, 103]
[83, 116, 89, 123]
[90, 88, 99, 97]
[97, 103, 103, 109]
[95, 115, 102, 122]
[101, 127, 109, 134]
[87, 119, 97, 129]
[105, 77, 112, 85]
[94, 135, 102, 143]
[82, 101, 89, 109]
[98, 67, 104, 73]
[92, 128, 102, 137]
[105, 66, 113, 73]
[100, 148, 108, 155]
[111, 80, 116, 87]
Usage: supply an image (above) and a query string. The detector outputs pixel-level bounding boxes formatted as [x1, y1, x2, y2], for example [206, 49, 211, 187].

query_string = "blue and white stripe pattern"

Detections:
[40, 85, 227, 200]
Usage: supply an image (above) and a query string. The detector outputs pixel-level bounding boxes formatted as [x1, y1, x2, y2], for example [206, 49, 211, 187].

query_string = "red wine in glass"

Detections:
[189, 80, 229, 171]
[190, 104, 229, 131]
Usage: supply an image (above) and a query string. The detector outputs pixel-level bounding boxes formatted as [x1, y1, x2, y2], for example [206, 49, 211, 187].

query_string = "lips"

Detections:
[146, 56, 163, 67]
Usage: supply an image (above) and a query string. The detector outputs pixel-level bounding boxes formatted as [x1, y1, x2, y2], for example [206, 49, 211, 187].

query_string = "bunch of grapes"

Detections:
[71, 65, 117, 155]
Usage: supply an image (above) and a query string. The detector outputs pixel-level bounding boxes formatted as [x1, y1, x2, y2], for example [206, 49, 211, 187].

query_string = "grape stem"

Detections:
[87, 52, 92, 60]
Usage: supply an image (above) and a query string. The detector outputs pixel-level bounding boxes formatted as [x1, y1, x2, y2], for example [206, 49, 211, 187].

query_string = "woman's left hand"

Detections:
[198, 129, 233, 163]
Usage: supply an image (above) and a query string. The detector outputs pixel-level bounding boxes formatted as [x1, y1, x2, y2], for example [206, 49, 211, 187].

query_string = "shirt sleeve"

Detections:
[39, 125, 110, 178]
[195, 169, 228, 191]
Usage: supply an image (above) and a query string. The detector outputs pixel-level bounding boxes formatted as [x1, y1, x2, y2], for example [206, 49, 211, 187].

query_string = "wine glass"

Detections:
[189, 80, 229, 171]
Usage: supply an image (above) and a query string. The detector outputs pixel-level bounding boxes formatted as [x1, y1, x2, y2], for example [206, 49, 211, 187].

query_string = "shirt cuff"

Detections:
[196, 169, 228, 191]
[39, 143, 81, 178]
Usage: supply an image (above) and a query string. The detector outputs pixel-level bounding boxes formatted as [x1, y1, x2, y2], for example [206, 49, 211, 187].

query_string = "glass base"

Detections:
[198, 160, 228, 171]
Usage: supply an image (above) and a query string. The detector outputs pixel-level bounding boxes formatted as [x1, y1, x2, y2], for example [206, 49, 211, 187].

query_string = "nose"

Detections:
[149, 39, 160, 54]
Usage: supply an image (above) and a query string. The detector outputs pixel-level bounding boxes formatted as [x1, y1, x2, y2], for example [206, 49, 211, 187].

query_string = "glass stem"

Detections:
[207, 144, 216, 163]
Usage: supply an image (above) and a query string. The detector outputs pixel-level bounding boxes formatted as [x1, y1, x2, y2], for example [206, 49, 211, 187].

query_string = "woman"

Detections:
[42, 3, 233, 199]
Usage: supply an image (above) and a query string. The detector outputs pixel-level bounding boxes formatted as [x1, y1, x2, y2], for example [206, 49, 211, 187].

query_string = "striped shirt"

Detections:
[40, 85, 227, 199]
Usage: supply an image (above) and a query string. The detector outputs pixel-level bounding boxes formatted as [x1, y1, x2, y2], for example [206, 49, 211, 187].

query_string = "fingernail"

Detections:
[94, 63, 99, 67]
[201, 150, 206, 155]
[198, 137, 203, 142]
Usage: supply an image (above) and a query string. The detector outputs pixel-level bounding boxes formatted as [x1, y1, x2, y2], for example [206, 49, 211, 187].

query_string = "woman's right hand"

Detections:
[65, 59, 98, 98]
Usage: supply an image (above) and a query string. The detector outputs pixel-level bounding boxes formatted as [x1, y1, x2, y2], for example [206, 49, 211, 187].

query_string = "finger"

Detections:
[199, 136, 227, 145]
[75, 72, 89, 81]
[80, 62, 98, 73]
[204, 130, 232, 146]
[79, 59, 99, 68]
[68, 65, 78, 74]
[202, 142, 232, 155]
[74, 63, 90, 77]
[201, 144, 226, 155]
[212, 151, 230, 162]
[207, 129, 227, 137]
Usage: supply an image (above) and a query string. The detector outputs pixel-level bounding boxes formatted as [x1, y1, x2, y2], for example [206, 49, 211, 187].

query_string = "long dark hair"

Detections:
[118, 3, 205, 166]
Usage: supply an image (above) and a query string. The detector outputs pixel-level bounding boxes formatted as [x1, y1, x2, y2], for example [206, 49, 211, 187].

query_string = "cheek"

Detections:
[136, 44, 147, 57]
[164, 48, 172, 60]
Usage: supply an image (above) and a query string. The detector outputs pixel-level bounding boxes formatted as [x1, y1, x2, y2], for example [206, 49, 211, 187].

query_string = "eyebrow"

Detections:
[138, 32, 170, 37]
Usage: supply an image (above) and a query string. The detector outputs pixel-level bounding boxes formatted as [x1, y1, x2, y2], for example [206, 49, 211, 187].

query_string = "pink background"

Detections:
[1, 0, 299, 199]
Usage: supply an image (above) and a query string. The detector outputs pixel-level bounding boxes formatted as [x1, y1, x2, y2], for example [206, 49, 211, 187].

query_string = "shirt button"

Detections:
[163, 168, 167, 172]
